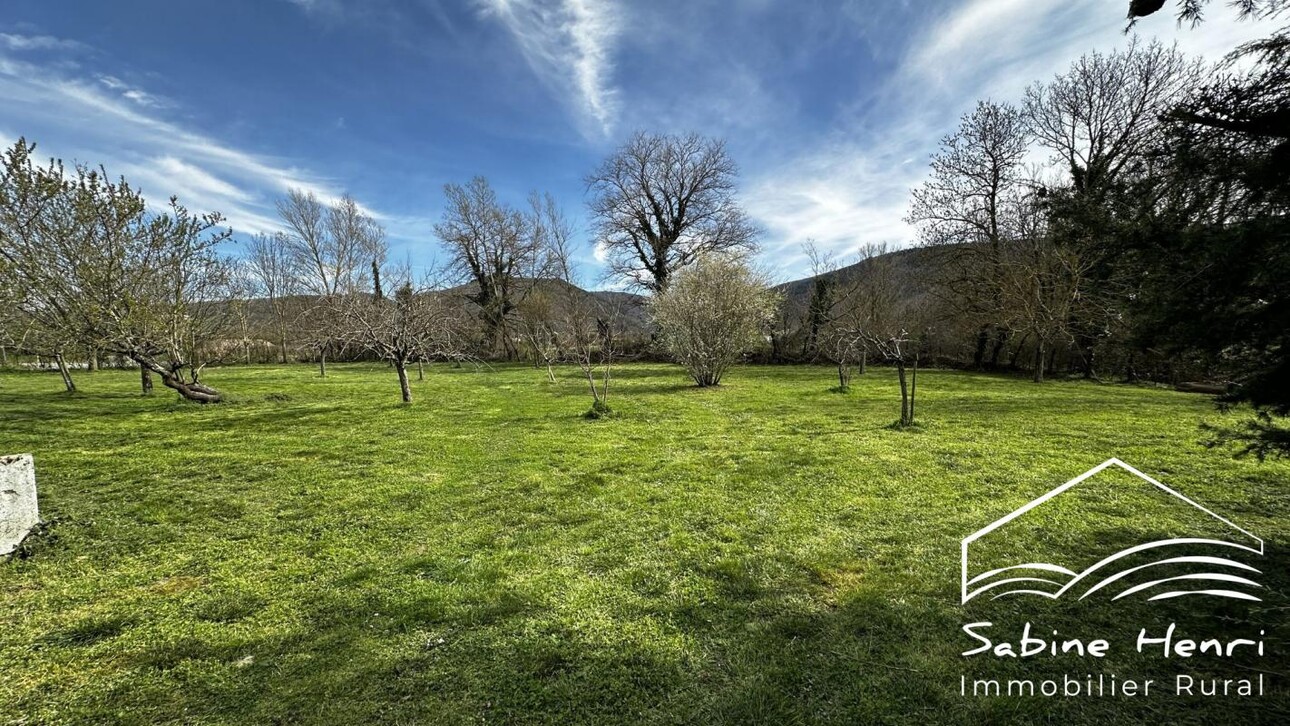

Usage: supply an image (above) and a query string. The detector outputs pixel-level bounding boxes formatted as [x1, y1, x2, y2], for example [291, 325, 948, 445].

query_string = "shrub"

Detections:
[651, 255, 780, 387]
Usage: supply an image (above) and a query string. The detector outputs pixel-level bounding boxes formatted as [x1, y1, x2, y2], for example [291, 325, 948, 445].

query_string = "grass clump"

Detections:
[583, 399, 614, 419]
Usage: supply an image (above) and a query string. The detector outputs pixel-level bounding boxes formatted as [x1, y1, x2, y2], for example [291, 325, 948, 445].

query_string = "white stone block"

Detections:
[1, 454, 39, 555]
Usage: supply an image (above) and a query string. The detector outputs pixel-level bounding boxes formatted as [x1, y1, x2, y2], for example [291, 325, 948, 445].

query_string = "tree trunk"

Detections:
[417, 359, 425, 381]
[133, 356, 221, 403]
[159, 373, 222, 403]
[55, 353, 76, 392]
[892, 361, 913, 428]
[972, 326, 988, 369]
[1080, 339, 1097, 380]
[910, 354, 918, 425]
[837, 362, 849, 390]
[87, 348, 98, 371]
[1033, 340, 1045, 383]
[1, 346, 7, 367]
[896, 361, 910, 426]
[546, 363, 556, 383]
[859, 350, 867, 375]
[318, 346, 327, 377]
[141, 365, 154, 395]
[396, 359, 412, 403]
[988, 328, 1009, 369]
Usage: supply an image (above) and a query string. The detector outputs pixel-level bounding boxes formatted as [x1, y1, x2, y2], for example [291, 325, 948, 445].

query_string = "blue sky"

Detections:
[0, 1, 1277, 285]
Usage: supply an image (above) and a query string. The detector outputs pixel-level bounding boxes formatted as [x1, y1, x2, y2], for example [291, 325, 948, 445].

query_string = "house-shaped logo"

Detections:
[961, 458, 1263, 604]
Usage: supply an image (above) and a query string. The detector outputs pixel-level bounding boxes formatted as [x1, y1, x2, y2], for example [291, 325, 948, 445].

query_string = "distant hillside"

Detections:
[773, 245, 939, 311]
[441, 278, 652, 336]
[225, 280, 652, 339]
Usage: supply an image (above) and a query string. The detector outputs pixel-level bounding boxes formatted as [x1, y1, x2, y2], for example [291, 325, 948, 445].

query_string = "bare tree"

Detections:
[335, 267, 464, 404]
[564, 292, 621, 416]
[1025, 40, 1202, 197]
[0, 139, 235, 402]
[246, 232, 298, 363]
[862, 326, 923, 427]
[906, 100, 1030, 370]
[515, 191, 576, 381]
[277, 189, 380, 375]
[983, 191, 1091, 383]
[1025, 41, 1201, 378]
[523, 194, 622, 415]
[586, 132, 758, 292]
[434, 177, 546, 359]
[516, 290, 561, 382]
[227, 261, 258, 365]
[797, 241, 867, 387]
[997, 234, 1090, 383]
[652, 254, 779, 387]
[908, 101, 1030, 248]
[827, 244, 927, 425]
[816, 243, 902, 390]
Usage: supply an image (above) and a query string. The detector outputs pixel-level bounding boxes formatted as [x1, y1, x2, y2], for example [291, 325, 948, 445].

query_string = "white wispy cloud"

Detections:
[0, 33, 85, 52]
[744, 0, 1278, 282]
[97, 75, 167, 108]
[476, 0, 621, 137]
[282, 0, 341, 16]
[0, 44, 370, 238]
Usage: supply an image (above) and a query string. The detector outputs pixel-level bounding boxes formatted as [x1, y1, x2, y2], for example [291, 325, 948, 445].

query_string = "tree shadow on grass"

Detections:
[13, 514, 1287, 726]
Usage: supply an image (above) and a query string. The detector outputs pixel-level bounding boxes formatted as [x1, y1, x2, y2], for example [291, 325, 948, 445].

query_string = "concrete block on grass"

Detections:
[1, 454, 38, 555]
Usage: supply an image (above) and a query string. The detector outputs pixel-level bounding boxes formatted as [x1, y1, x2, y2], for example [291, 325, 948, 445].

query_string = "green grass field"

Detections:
[1, 363, 1286, 724]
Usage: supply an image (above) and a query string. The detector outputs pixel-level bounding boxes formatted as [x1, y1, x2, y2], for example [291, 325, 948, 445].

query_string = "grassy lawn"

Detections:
[1, 363, 1286, 724]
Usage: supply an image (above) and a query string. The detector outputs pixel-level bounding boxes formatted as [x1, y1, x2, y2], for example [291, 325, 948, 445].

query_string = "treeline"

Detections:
[0, 131, 762, 412]
[774, 19, 1287, 446]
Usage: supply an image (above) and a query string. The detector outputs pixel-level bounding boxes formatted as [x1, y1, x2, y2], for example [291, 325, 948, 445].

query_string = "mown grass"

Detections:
[0, 362, 1286, 724]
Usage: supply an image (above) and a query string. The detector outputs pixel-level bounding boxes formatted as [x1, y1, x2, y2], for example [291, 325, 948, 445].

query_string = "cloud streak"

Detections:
[97, 75, 167, 108]
[476, 0, 621, 137]
[0, 45, 366, 238]
[0, 32, 85, 52]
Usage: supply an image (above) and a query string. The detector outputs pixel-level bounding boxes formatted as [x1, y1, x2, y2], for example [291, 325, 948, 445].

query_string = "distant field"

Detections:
[1, 363, 1286, 724]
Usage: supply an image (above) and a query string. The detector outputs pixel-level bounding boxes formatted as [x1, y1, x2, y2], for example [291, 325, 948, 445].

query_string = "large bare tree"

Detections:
[906, 100, 1030, 370]
[586, 132, 758, 292]
[1024, 40, 1201, 198]
[1025, 41, 1202, 378]
[434, 177, 546, 359]
[277, 189, 382, 375]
